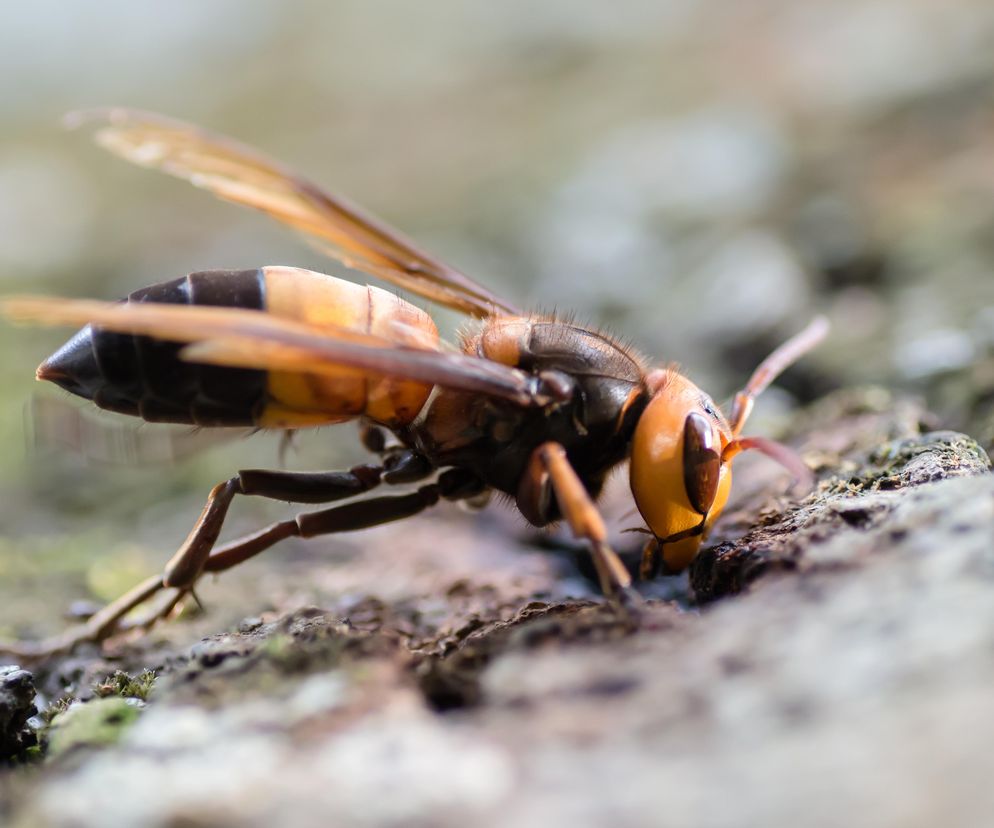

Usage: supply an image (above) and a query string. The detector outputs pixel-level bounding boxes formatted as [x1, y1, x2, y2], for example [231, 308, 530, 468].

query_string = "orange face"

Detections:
[629, 371, 734, 572]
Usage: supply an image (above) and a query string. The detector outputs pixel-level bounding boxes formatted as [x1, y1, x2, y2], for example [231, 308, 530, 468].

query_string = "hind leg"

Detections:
[1, 459, 462, 659]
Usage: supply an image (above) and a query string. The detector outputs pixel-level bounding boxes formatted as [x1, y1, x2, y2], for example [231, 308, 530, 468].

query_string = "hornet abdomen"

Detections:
[38, 267, 439, 428]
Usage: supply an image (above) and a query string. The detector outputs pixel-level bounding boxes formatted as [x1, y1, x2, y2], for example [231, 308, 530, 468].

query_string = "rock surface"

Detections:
[2, 389, 993, 828]
[0, 666, 37, 762]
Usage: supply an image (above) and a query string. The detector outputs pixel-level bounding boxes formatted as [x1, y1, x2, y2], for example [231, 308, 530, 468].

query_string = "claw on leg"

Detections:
[517, 442, 642, 629]
[611, 583, 644, 628]
[0, 574, 168, 660]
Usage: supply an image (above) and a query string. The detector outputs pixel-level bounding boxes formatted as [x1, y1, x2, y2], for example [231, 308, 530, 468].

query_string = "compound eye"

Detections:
[683, 411, 721, 515]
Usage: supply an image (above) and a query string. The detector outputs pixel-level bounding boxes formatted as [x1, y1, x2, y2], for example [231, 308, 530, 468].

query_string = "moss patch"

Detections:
[92, 669, 156, 702]
[45, 698, 141, 759]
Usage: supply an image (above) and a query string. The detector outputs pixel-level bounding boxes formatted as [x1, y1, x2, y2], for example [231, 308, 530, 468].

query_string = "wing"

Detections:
[66, 108, 519, 319]
[28, 395, 253, 466]
[4, 297, 543, 407]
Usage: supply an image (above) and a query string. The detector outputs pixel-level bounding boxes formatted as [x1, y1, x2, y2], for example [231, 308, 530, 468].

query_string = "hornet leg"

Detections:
[162, 462, 390, 591]
[1, 458, 449, 659]
[517, 442, 639, 613]
[204, 468, 482, 575]
[162, 451, 435, 592]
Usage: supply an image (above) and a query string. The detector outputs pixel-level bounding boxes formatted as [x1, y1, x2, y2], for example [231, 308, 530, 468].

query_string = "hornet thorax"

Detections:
[408, 315, 649, 504]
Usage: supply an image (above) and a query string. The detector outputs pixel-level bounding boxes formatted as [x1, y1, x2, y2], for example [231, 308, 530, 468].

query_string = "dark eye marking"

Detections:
[683, 411, 721, 515]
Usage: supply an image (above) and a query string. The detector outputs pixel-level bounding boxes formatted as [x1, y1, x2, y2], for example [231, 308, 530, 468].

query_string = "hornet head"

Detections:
[629, 317, 829, 576]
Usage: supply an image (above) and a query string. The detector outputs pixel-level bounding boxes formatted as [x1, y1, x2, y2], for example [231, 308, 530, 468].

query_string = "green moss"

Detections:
[92, 669, 157, 702]
[41, 678, 151, 759]
[38, 695, 75, 726]
[45, 697, 141, 758]
[257, 633, 296, 663]
[256, 630, 347, 674]
[825, 432, 991, 497]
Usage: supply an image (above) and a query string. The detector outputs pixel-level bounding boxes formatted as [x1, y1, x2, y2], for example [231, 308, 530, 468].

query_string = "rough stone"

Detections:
[0, 666, 37, 761]
[3, 391, 993, 828]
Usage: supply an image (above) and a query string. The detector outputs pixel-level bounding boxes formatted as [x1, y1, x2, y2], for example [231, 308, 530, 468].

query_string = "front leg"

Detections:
[517, 442, 638, 608]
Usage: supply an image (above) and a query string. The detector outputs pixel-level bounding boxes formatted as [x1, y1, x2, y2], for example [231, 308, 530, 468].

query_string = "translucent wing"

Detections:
[4, 297, 543, 407]
[66, 108, 519, 319]
[28, 395, 252, 466]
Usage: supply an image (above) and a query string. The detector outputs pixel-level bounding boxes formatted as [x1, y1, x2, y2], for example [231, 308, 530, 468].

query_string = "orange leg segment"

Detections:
[523, 442, 636, 604]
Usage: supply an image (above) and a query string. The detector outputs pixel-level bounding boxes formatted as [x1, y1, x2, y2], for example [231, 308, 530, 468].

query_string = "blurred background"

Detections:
[2, 0, 994, 637]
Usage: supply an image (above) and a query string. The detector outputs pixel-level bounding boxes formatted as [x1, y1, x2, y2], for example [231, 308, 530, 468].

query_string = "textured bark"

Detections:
[2, 389, 993, 828]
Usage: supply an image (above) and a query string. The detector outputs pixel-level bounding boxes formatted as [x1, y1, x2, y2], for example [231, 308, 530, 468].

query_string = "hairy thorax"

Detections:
[408, 315, 649, 499]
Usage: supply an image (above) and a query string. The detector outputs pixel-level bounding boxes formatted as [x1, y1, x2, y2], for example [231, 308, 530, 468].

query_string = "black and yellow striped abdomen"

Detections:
[38, 267, 439, 429]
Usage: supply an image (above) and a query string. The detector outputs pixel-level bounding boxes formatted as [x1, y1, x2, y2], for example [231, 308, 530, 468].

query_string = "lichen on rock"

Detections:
[3, 391, 994, 827]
